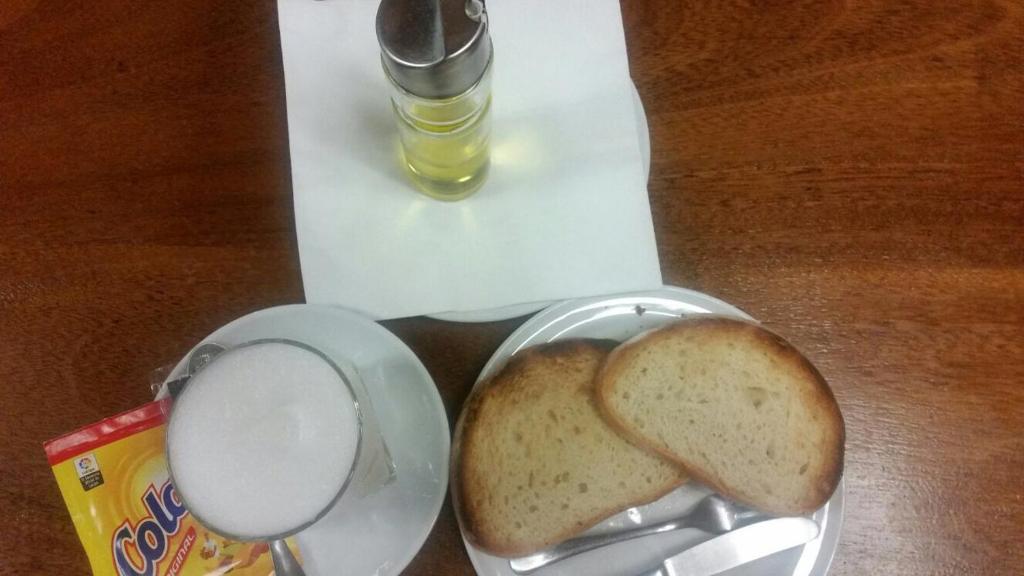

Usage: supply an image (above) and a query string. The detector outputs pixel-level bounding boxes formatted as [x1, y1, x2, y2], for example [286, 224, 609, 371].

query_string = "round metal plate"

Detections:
[456, 286, 843, 576]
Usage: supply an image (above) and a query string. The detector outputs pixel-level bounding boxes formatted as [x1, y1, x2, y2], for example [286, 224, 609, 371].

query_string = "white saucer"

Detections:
[428, 82, 652, 323]
[457, 286, 844, 576]
[159, 304, 450, 576]
[429, 300, 555, 323]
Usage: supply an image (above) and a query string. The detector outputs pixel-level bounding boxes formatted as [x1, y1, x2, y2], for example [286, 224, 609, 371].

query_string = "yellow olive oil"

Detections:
[395, 95, 492, 201]
[377, 0, 493, 201]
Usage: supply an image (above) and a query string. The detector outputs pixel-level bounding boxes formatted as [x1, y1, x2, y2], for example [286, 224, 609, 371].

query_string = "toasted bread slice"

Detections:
[453, 340, 687, 557]
[596, 317, 844, 515]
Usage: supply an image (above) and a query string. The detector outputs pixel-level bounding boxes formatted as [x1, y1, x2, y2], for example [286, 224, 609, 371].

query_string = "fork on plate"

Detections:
[509, 494, 766, 574]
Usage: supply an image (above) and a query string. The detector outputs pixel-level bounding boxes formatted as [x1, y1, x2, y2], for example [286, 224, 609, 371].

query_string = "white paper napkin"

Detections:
[278, 0, 662, 320]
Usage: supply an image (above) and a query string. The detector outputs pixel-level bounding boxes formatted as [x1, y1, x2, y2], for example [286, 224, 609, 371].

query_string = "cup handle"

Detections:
[270, 539, 305, 576]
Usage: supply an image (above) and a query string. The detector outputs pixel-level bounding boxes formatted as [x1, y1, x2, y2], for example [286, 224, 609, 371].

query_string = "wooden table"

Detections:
[2, 1, 1021, 574]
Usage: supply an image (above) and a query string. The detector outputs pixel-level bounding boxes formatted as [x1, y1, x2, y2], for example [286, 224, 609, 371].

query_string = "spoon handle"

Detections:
[270, 539, 305, 576]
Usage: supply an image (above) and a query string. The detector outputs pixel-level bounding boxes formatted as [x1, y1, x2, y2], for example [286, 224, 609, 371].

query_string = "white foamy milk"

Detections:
[167, 342, 359, 539]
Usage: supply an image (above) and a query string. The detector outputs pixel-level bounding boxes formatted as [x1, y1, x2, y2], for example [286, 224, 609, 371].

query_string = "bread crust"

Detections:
[595, 316, 845, 515]
[452, 339, 687, 557]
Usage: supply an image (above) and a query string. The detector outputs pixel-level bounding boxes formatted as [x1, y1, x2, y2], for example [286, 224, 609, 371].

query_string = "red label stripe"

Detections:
[43, 399, 171, 465]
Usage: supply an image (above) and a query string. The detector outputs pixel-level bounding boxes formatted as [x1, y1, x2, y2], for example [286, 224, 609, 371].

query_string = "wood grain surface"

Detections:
[2, 1, 1022, 574]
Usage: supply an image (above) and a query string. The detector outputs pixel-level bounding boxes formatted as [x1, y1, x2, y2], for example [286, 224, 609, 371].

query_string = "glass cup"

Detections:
[164, 339, 394, 573]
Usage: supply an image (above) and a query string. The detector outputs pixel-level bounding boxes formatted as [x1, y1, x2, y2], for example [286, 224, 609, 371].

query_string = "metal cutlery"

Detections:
[509, 495, 766, 574]
[163, 342, 226, 398]
[637, 516, 820, 576]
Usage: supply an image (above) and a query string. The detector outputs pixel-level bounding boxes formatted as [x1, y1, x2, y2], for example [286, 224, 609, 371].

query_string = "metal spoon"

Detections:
[270, 540, 306, 576]
[508, 495, 766, 574]
[164, 342, 226, 398]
